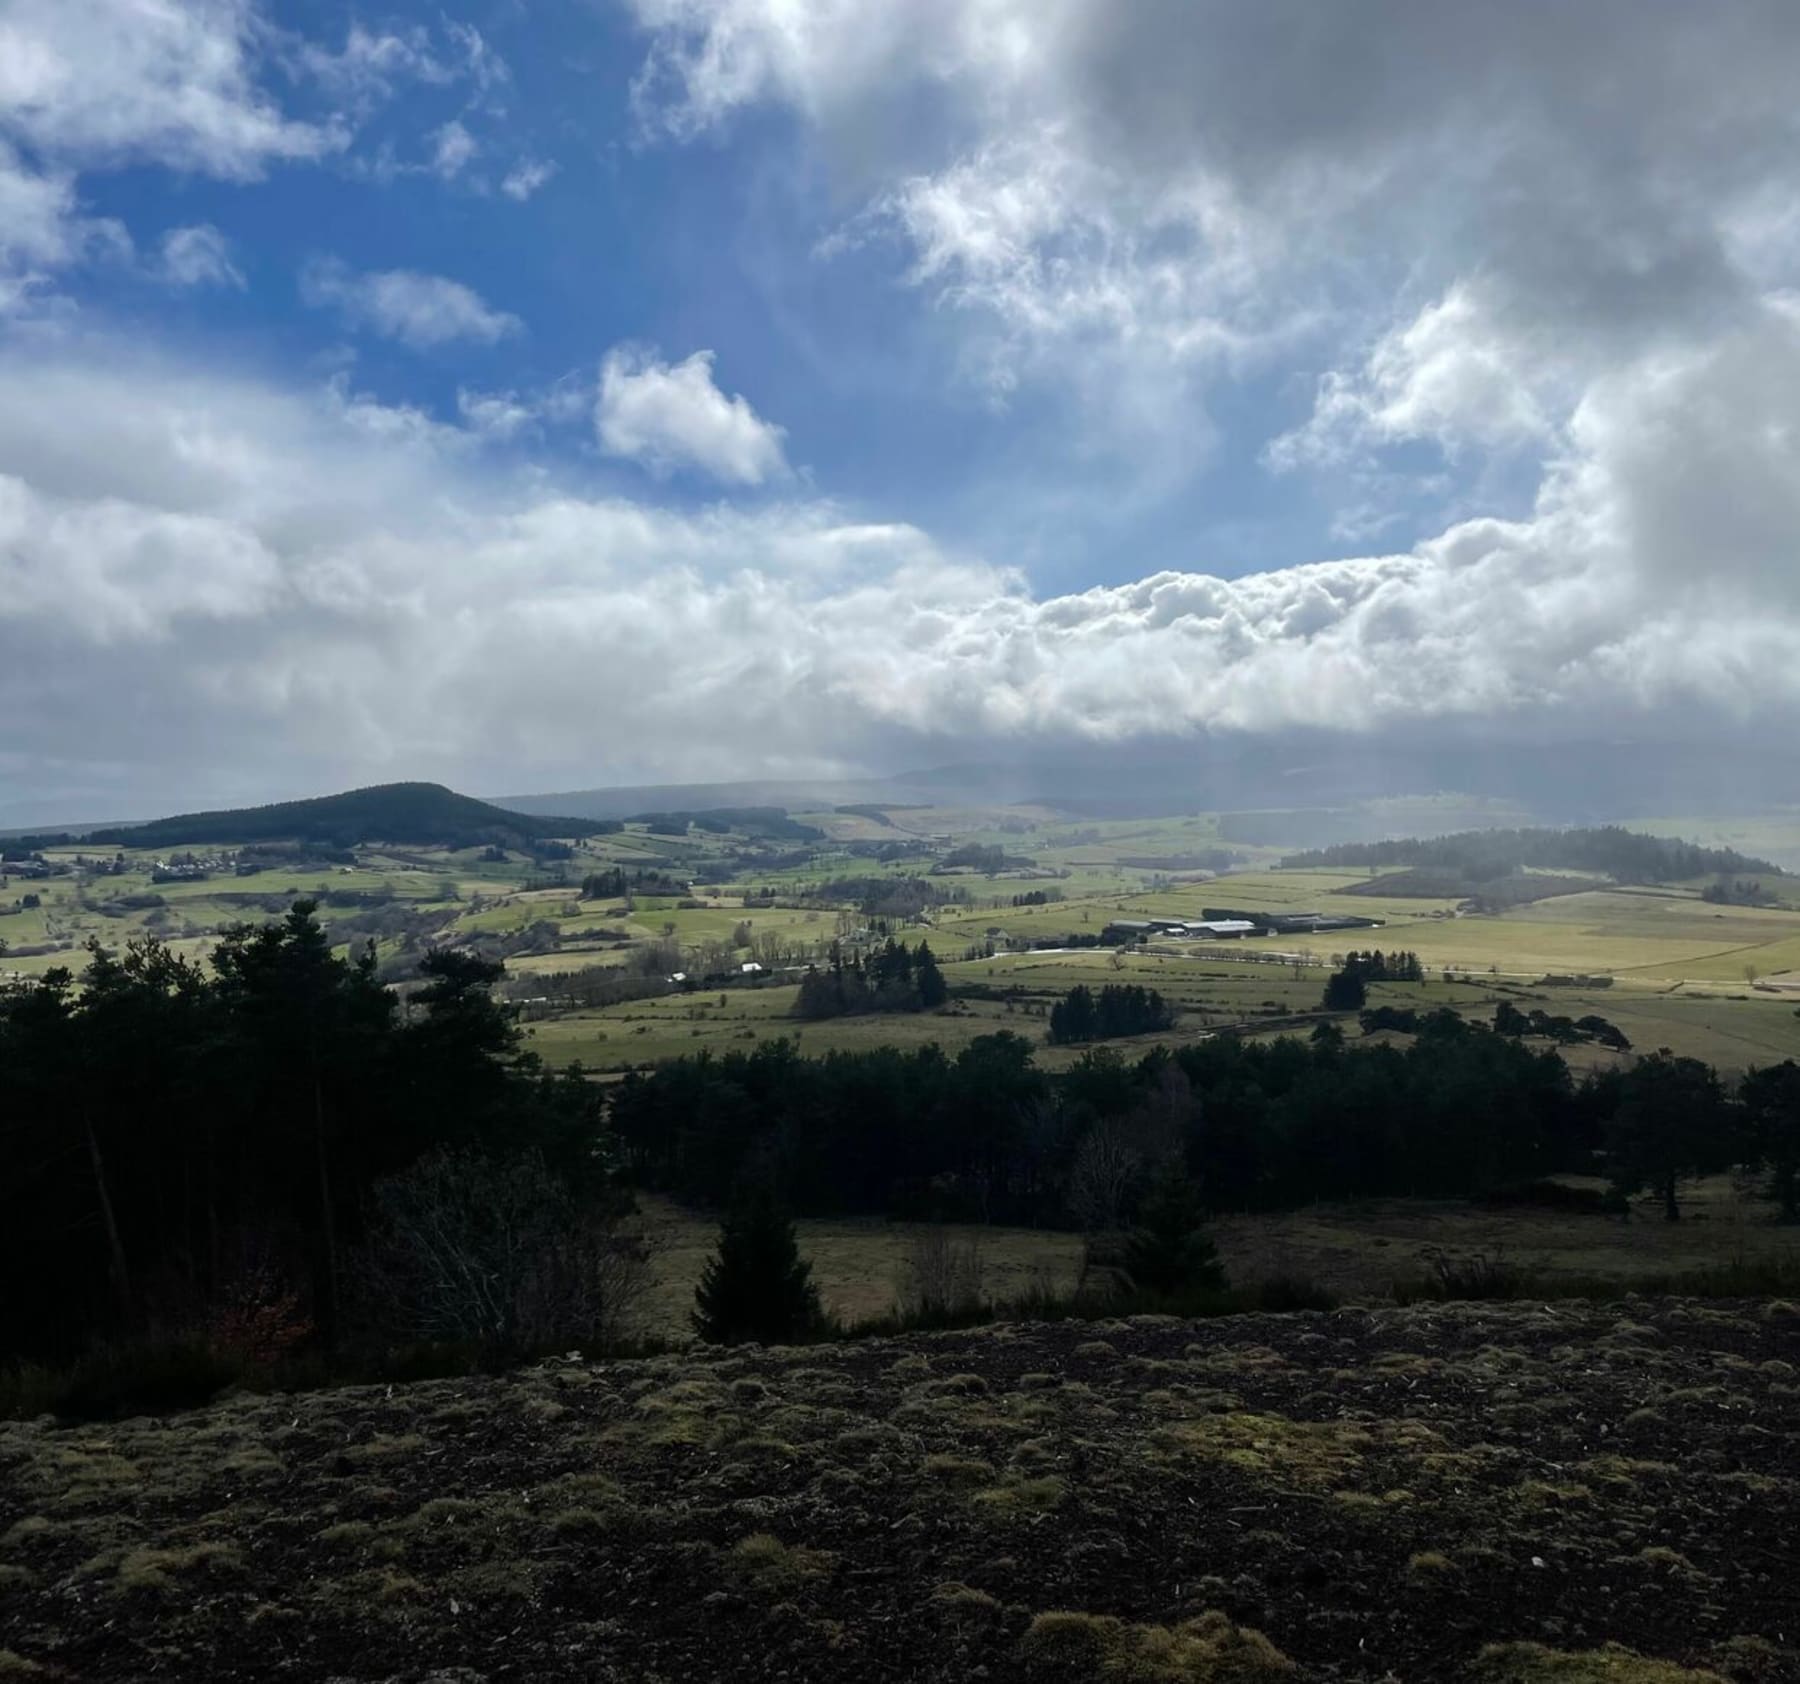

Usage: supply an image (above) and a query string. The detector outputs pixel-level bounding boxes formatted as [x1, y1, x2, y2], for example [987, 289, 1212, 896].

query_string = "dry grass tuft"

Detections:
[314, 1521, 375, 1550]
[727, 1532, 833, 1595]
[930, 1581, 1002, 1619]
[1019, 1608, 1294, 1679]
[1154, 1411, 1381, 1489]
[972, 1474, 1066, 1518]
[115, 1541, 243, 1594]
[923, 1453, 996, 1488]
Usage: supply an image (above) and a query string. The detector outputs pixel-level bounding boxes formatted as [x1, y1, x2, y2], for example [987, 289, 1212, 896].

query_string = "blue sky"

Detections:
[65, 0, 1385, 592]
[3, 1, 1800, 820]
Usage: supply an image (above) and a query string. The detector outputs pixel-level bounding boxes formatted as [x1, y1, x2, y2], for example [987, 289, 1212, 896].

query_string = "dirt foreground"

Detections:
[3, 1298, 1798, 1682]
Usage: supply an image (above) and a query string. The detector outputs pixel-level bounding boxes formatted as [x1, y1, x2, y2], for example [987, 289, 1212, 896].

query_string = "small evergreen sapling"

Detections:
[1123, 1169, 1226, 1297]
[692, 1186, 824, 1345]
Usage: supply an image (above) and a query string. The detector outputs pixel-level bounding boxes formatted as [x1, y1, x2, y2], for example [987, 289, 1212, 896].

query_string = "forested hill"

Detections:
[1281, 825, 1781, 883]
[85, 783, 591, 849]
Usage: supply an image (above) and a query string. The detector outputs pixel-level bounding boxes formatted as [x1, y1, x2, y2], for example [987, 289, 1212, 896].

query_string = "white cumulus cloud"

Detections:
[429, 119, 477, 180]
[0, 0, 341, 177]
[300, 258, 522, 349]
[500, 158, 557, 201]
[596, 346, 789, 484]
[457, 387, 537, 440]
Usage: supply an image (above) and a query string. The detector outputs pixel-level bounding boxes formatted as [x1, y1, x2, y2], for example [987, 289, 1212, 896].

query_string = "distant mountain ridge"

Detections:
[83, 783, 591, 849]
[495, 777, 919, 820]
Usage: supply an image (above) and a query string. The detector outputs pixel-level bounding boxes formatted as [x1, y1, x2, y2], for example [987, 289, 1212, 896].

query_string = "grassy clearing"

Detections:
[624, 1178, 1796, 1345]
[1208, 1175, 1796, 1301]
[634, 1195, 1087, 1338]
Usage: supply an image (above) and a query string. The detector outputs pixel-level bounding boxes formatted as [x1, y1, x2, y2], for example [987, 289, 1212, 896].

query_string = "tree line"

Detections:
[794, 939, 948, 1019]
[580, 866, 687, 900]
[1320, 949, 1424, 1009]
[1048, 983, 1175, 1044]
[608, 1023, 1800, 1228]
[1283, 825, 1780, 884]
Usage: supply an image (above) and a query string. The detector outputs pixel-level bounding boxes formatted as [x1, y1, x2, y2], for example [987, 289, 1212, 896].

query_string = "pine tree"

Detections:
[915, 942, 948, 1008]
[1123, 1168, 1226, 1296]
[1742, 1060, 1800, 1222]
[692, 1186, 823, 1345]
[1606, 1051, 1726, 1222]
[1321, 968, 1367, 1012]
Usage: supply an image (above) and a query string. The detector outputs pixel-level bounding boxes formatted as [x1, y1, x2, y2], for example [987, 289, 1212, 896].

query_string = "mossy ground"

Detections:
[1, 1299, 1796, 1681]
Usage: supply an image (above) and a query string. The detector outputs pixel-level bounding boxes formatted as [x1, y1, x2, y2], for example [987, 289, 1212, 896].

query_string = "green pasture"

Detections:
[523, 986, 1020, 1071]
[517, 930, 1800, 1077]
[11, 806, 1800, 1076]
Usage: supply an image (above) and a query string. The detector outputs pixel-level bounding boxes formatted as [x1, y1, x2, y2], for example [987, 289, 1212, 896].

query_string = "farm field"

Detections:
[935, 869, 1800, 984]
[11, 802, 1800, 1075]
[523, 941, 1800, 1076]
[3, 1298, 1794, 1682]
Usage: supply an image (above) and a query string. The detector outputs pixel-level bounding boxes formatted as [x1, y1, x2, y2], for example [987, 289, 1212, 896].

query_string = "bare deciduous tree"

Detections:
[1067, 1124, 1141, 1233]
[354, 1150, 652, 1362]
[895, 1226, 985, 1320]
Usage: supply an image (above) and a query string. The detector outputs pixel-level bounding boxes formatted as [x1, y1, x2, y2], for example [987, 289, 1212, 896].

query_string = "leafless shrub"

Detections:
[353, 1151, 652, 1362]
[897, 1226, 985, 1320]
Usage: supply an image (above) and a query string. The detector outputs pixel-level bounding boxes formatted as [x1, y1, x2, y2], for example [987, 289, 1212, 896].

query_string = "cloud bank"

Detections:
[4, 311, 1799, 820]
[3, 2, 1800, 820]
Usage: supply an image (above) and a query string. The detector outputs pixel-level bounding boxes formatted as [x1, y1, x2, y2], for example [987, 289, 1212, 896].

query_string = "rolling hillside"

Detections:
[84, 783, 592, 849]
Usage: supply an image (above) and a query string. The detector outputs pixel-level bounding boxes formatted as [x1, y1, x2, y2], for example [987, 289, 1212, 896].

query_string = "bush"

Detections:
[896, 1228, 985, 1323]
[1394, 1248, 1530, 1304]
[3, 1337, 244, 1422]
[353, 1150, 651, 1366]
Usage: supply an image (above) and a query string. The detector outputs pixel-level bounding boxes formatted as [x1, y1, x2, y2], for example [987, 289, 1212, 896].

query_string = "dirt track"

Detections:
[3, 1298, 1798, 1681]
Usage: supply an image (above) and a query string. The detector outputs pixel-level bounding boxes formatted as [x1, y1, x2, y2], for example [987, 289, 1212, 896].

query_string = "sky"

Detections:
[4, 0, 1800, 823]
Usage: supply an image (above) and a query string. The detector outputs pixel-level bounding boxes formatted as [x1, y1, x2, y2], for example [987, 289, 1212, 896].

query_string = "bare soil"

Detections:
[3, 1298, 1797, 1682]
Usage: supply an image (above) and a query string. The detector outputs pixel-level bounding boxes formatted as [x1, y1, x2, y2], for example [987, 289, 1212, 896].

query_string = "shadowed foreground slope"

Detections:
[2, 1299, 1797, 1681]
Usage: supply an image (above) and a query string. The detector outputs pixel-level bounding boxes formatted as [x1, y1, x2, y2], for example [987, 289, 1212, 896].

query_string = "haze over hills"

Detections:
[18, 754, 1797, 859]
[495, 777, 918, 822]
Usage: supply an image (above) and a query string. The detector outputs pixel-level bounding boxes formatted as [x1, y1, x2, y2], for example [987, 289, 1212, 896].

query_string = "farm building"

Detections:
[1180, 919, 1259, 939]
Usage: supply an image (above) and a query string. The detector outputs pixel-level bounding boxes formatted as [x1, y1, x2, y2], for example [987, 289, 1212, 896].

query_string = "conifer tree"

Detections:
[1123, 1168, 1226, 1296]
[915, 942, 948, 1008]
[692, 1185, 823, 1345]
